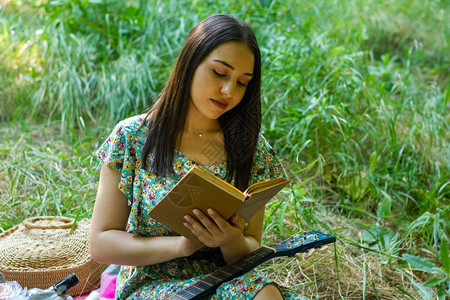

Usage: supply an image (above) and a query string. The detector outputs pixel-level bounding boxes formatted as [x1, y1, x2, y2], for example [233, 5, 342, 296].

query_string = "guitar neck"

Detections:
[167, 246, 276, 300]
[167, 231, 336, 300]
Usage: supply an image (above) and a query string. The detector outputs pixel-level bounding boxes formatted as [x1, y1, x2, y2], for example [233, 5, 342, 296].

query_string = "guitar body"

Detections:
[168, 230, 336, 300]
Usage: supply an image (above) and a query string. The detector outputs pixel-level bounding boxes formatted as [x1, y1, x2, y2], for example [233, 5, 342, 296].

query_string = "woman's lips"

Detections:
[211, 98, 228, 110]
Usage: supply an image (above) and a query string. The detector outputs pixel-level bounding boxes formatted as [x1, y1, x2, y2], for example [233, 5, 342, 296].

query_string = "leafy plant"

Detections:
[361, 225, 401, 264]
[402, 239, 450, 299]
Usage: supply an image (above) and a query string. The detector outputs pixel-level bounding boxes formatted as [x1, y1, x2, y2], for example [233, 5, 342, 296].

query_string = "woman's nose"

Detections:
[221, 81, 235, 98]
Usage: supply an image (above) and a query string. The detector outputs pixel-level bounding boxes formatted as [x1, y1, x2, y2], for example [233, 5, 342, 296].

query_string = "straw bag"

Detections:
[0, 216, 107, 296]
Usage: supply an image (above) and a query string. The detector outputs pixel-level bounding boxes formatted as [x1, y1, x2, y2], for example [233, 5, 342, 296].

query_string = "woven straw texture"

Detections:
[0, 216, 107, 296]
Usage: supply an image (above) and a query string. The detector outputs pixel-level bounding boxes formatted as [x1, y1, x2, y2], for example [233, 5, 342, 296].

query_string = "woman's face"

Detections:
[189, 41, 255, 121]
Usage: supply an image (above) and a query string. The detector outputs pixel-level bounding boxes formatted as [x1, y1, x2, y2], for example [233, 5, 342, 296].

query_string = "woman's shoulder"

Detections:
[110, 114, 149, 139]
[115, 114, 148, 131]
[255, 133, 277, 155]
[251, 133, 287, 181]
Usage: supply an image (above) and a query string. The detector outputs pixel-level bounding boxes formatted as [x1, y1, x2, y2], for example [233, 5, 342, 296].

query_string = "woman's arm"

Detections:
[89, 164, 204, 266]
[183, 206, 264, 264]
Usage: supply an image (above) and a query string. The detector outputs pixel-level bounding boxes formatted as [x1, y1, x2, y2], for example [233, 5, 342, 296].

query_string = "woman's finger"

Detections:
[205, 208, 232, 232]
[192, 209, 220, 234]
[230, 213, 246, 231]
[184, 214, 214, 240]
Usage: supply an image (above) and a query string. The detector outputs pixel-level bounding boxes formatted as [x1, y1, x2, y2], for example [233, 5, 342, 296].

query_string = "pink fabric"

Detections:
[74, 269, 117, 300]
[101, 277, 117, 298]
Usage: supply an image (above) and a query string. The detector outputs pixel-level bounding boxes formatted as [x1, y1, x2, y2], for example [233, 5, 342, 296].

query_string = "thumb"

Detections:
[231, 214, 246, 231]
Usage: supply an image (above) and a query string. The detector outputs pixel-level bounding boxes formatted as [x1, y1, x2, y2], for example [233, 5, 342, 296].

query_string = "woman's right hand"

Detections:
[178, 236, 205, 257]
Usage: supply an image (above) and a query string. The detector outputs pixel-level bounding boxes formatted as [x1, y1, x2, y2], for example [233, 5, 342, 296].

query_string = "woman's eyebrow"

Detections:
[213, 59, 253, 77]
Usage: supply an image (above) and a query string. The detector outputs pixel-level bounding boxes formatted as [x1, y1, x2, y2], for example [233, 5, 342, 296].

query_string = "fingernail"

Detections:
[207, 208, 213, 215]
[193, 209, 200, 216]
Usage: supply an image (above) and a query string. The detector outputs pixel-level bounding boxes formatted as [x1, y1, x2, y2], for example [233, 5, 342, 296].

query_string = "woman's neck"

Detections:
[176, 105, 226, 165]
[183, 106, 222, 139]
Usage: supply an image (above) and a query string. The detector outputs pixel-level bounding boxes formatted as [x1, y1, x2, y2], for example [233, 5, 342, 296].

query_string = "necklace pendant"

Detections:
[198, 133, 203, 138]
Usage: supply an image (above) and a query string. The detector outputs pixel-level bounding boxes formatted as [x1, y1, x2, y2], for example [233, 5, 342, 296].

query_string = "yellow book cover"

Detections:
[148, 165, 290, 242]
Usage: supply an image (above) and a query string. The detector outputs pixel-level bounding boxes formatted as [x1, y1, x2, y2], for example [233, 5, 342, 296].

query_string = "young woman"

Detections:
[90, 14, 306, 300]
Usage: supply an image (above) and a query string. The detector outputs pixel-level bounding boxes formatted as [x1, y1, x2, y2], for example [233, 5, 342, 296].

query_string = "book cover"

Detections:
[148, 165, 289, 241]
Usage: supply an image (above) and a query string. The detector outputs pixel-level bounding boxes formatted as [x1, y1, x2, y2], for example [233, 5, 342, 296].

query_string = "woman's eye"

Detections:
[213, 69, 248, 87]
[213, 70, 226, 77]
[238, 81, 248, 87]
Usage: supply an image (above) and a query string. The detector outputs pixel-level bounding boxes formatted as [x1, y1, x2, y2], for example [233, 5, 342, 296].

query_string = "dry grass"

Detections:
[260, 213, 422, 299]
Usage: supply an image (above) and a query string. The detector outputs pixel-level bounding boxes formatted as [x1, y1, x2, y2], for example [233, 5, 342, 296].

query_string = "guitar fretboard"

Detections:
[167, 231, 337, 300]
[167, 246, 275, 300]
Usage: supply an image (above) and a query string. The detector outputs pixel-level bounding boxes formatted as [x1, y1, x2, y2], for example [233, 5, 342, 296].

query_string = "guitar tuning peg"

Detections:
[299, 248, 317, 261]
[307, 248, 316, 257]
[287, 242, 292, 249]
[319, 245, 329, 252]
[290, 236, 294, 241]
[300, 238, 304, 245]
[314, 234, 318, 240]
[276, 239, 280, 245]
[303, 230, 307, 237]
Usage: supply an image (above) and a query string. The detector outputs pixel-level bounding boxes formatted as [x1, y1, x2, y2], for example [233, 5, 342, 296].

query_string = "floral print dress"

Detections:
[96, 115, 307, 300]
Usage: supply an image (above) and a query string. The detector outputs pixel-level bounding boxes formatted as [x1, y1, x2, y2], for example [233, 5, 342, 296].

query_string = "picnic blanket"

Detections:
[74, 265, 119, 300]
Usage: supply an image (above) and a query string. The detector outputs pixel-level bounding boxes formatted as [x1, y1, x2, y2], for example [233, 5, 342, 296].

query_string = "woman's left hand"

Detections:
[183, 208, 246, 248]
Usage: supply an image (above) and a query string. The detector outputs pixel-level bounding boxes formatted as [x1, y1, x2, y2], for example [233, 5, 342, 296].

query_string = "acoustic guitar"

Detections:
[167, 230, 336, 300]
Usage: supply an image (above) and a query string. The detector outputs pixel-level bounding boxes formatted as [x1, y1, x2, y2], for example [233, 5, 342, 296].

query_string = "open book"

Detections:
[148, 165, 290, 242]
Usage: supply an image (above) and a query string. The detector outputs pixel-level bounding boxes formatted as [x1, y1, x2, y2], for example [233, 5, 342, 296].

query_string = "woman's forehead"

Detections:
[205, 41, 255, 73]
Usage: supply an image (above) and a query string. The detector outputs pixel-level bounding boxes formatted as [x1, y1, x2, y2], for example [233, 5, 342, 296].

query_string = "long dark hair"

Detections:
[141, 14, 261, 191]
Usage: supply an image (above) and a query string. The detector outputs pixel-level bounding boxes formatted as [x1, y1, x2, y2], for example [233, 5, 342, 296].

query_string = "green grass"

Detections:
[1, 0, 449, 298]
[0, 122, 97, 229]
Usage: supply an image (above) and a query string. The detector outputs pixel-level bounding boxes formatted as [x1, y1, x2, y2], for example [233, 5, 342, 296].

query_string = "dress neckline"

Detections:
[137, 115, 227, 168]
[174, 148, 227, 168]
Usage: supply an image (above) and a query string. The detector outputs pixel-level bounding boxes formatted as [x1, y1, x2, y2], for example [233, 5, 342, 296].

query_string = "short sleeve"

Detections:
[95, 121, 137, 204]
[250, 134, 288, 185]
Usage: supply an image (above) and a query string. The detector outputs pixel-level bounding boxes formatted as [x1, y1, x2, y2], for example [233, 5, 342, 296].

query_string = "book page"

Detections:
[238, 179, 290, 220]
[245, 177, 289, 195]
